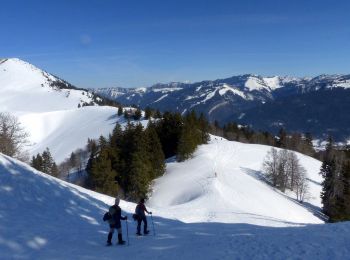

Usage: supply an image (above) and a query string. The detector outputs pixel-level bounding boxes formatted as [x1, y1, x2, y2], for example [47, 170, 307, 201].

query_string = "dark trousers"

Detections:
[137, 216, 147, 234]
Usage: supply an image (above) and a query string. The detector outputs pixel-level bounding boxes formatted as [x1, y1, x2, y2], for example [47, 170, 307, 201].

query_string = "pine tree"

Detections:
[156, 112, 183, 158]
[98, 135, 108, 149]
[277, 128, 287, 148]
[125, 123, 152, 200]
[87, 138, 98, 155]
[89, 148, 118, 196]
[154, 109, 162, 119]
[128, 150, 152, 201]
[144, 107, 152, 119]
[124, 110, 130, 119]
[302, 132, 315, 156]
[341, 160, 350, 219]
[320, 158, 338, 220]
[69, 152, 77, 170]
[42, 148, 54, 174]
[145, 122, 165, 179]
[31, 154, 44, 172]
[133, 108, 142, 120]
[116, 122, 144, 195]
[51, 162, 59, 177]
[198, 113, 210, 144]
[117, 106, 123, 116]
[109, 123, 123, 148]
[35, 148, 58, 177]
[177, 122, 196, 161]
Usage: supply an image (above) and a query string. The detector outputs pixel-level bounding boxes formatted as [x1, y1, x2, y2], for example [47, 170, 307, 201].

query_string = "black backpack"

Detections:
[103, 212, 112, 221]
[132, 213, 139, 221]
[133, 204, 141, 221]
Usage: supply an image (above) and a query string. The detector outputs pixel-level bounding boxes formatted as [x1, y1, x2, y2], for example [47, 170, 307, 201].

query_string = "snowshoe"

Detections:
[144, 230, 150, 235]
[117, 234, 126, 245]
[136, 232, 142, 236]
[106, 242, 112, 246]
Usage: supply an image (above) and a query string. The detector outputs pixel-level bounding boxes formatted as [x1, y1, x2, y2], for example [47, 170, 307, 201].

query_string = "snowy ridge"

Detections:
[94, 73, 350, 140]
[244, 76, 268, 91]
[151, 87, 183, 93]
[219, 83, 247, 99]
[0, 58, 97, 113]
[244, 76, 284, 92]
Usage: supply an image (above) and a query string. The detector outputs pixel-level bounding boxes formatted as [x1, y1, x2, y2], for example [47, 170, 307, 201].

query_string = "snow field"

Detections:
[1, 146, 349, 259]
[148, 137, 323, 226]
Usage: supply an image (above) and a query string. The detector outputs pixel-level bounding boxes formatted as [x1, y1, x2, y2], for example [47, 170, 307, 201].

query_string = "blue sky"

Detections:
[1, 0, 350, 88]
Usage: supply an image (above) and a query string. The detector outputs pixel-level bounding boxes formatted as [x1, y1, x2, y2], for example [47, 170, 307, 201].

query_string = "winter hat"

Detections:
[115, 198, 120, 205]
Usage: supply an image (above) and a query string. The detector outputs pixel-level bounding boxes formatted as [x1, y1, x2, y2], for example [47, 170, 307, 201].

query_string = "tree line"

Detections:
[320, 137, 350, 222]
[86, 110, 209, 201]
[31, 148, 58, 177]
[211, 121, 316, 158]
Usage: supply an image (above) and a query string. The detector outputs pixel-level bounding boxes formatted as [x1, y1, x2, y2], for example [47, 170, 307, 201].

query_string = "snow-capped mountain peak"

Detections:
[0, 58, 128, 163]
[0, 58, 98, 113]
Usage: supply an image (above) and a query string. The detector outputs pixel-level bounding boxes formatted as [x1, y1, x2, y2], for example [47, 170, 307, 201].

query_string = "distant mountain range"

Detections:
[94, 74, 350, 140]
[1, 58, 349, 141]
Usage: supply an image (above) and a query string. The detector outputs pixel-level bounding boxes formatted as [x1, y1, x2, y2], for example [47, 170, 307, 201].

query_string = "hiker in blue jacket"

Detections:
[107, 198, 127, 246]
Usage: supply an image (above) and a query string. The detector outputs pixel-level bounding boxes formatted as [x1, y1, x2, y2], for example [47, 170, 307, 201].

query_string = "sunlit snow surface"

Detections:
[149, 137, 323, 226]
[1, 137, 349, 259]
[0, 58, 148, 162]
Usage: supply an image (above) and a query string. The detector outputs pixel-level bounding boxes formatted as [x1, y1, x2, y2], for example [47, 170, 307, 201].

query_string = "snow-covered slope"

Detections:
[149, 137, 323, 226]
[1, 141, 349, 259]
[21, 106, 130, 163]
[19, 105, 149, 163]
[0, 58, 97, 113]
[0, 58, 149, 162]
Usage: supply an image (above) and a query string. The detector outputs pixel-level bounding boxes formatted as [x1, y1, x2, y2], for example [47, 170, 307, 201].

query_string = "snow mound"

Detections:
[149, 137, 323, 226]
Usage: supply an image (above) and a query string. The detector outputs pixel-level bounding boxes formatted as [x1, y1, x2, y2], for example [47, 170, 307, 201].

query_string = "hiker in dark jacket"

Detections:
[107, 198, 127, 246]
[135, 198, 152, 235]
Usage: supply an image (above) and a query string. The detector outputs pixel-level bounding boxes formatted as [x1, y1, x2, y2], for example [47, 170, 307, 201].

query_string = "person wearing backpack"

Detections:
[106, 198, 127, 246]
[135, 198, 152, 236]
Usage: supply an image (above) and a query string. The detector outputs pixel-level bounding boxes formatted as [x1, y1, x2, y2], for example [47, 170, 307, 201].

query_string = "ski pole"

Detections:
[126, 219, 130, 246]
[150, 213, 155, 236]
